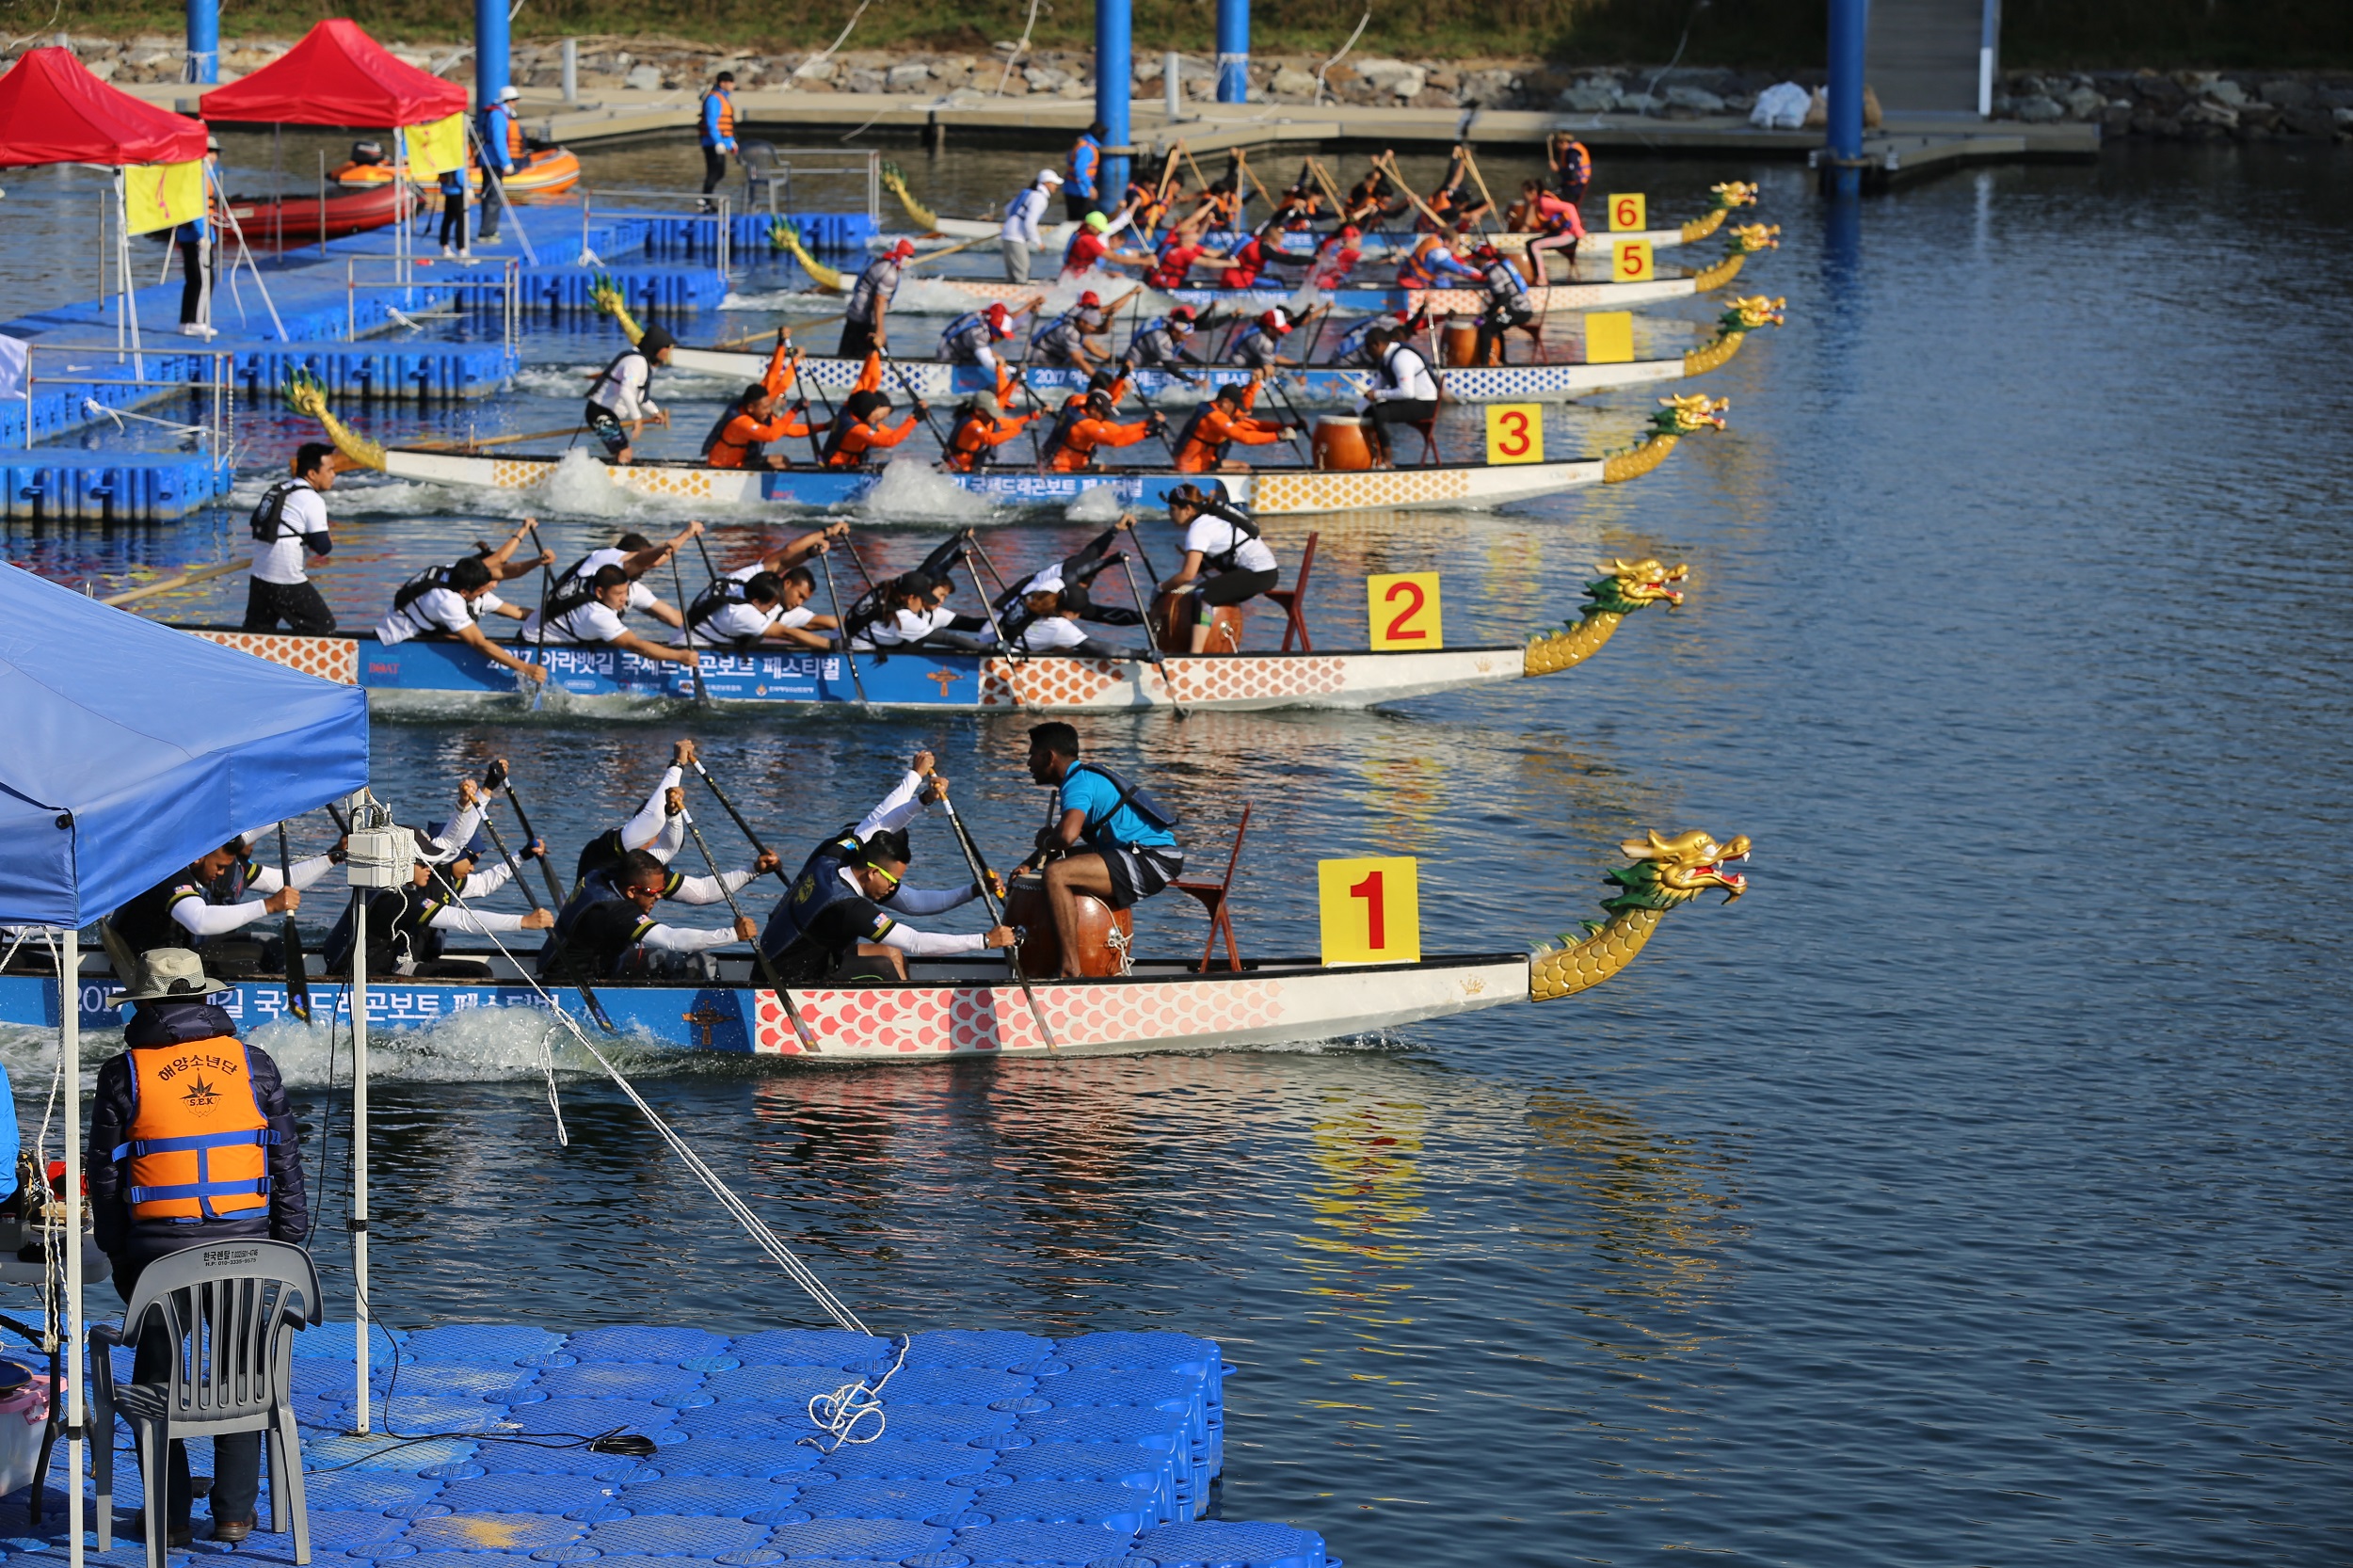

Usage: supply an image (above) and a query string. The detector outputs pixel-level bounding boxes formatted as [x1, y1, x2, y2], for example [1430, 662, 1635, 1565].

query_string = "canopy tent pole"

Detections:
[206, 164, 289, 340]
[113, 176, 144, 381]
[350, 887, 371, 1433]
[61, 926, 83, 1568]
[464, 116, 538, 265]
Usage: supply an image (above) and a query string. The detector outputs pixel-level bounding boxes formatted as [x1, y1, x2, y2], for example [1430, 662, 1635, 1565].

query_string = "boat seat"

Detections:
[1263, 531, 1318, 653]
[1169, 805, 1250, 973]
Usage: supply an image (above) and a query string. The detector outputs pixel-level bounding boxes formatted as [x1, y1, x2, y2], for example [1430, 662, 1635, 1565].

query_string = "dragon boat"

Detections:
[774, 224, 1779, 318]
[0, 827, 1748, 1061]
[878, 165, 1760, 257]
[284, 374, 1729, 519]
[175, 558, 1690, 714]
[617, 289, 1785, 408]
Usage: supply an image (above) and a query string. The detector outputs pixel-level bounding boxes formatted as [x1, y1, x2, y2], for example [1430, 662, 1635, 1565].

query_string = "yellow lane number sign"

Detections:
[1608, 193, 1647, 232]
[1484, 403, 1544, 465]
[1612, 239, 1656, 282]
[1320, 856, 1421, 966]
[1584, 311, 1634, 364]
[1368, 571, 1442, 650]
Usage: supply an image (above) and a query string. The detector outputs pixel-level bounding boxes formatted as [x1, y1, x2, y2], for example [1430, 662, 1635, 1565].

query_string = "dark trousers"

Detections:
[243, 577, 337, 634]
[701, 147, 729, 198]
[131, 1309, 262, 1530]
[1064, 190, 1096, 223]
[176, 240, 211, 327]
[837, 318, 881, 360]
[1473, 308, 1537, 369]
[477, 165, 504, 237]
[439, 190, 466, 249]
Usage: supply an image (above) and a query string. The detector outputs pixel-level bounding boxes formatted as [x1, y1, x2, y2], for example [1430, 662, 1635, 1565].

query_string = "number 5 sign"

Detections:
[1608, 193, 1647, 232]
[1367, 571, 1442, 649]
[1319, 856, 1421, 966]
[1484, 403, 1544, 465]
[1611, 239, 1655, 282]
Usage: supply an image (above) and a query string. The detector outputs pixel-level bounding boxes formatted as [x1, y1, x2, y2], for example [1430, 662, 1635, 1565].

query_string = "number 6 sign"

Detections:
[1612, 239, 1655, 283]
[1484, 403, 1544, 465]
[1608, 193, 1647, 232]
[1367, 571, 1442, 650]
[1319, 856, 1422, 966]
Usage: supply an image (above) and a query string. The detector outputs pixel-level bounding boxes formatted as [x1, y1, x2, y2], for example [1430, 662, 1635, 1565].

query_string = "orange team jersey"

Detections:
[945, 409, 1042, 471]
[852, 351, 883, 393]
[825, 412, 920, 466]
[760, 342, 800, 398]
[1176, 388, 1284, 472]
[709, 408, 815, 469]
[1048, 416, 1153, 472]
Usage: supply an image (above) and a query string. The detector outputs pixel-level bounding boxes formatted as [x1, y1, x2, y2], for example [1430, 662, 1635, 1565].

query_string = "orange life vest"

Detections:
[505, 113, 526, 160]
[116, 1037, 276, 1222]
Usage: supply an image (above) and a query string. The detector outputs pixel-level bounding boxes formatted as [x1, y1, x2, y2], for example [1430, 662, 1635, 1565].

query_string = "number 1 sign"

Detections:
[1367, 571, 1442, 650]
[1319, 856, 1422, 966]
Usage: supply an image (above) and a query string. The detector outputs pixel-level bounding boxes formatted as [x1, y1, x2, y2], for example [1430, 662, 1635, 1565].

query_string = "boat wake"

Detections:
[858, 456, 1002, 525]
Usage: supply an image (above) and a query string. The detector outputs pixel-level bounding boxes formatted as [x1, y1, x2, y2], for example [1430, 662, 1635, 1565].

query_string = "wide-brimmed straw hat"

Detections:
[106, 948, 230, 1005]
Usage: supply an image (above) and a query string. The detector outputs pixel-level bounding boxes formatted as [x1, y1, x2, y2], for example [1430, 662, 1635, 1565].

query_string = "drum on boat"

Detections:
[1003, 876, 1132, 978]
[1311, 413, 1373, 472]
[1443, 322, 1492, 366]
[1151, 590, 1243, 655]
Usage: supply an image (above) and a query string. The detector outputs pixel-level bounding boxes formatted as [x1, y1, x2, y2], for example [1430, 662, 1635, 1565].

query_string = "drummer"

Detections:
[1023, 723, 1185, 979]
[1358, 322, 1442, 469]
[1155, 481, 1282, 652]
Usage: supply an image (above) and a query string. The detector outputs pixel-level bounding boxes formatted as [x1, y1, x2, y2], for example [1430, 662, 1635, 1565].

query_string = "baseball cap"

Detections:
[891, 238, 917, 260]
[1079, 290, 1101, 308]
[1083, 211, 1109, 232]
[1039, 168, 1064, 185]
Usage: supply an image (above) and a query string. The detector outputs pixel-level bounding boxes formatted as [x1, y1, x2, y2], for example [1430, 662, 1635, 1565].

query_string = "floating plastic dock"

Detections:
[0, 1321, 1337, 1568]
[0, 450, 232, 521]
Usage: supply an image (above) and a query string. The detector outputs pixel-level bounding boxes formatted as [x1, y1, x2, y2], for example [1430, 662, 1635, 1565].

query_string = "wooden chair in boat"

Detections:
[1264, 531, 1318, 652]
[1171, 804, 1250, 972]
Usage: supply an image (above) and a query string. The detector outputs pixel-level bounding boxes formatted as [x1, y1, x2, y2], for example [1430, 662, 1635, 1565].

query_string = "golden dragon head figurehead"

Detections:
[1709, 181, 1760, 212]
[280, 369, 386, 472]
[1721, 295, 1787, 332]
[1727, 222, 1782, 255]
[1652, 393, 1730, 437]
[1584, 557, 1690, 616]
[1612, 828, 1752, 908]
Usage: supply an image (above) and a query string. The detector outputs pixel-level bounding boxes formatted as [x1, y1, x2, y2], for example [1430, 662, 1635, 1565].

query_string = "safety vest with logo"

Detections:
[116, 1036, 278, 1222]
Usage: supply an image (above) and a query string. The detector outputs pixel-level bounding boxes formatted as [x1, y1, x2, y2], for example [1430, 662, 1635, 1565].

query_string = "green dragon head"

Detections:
[1593, 828, 1751, 921]
[1583, 557, 1689, 616]
[1719, 295, 1787, 332]
[280, 369, 385, 471]
[1709, 181, 1760, 213]
[1650, 393, 1729, 437]
[1727, 222, 1782, 256]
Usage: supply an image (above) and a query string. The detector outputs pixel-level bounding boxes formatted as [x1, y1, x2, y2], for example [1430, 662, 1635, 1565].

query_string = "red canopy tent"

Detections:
[0, 46, 208, 167]
[198, 17, 467, 126]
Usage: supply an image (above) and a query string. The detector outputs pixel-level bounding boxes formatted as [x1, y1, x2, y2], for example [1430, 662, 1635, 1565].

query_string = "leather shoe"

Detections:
[212, 1517, 256, 1544]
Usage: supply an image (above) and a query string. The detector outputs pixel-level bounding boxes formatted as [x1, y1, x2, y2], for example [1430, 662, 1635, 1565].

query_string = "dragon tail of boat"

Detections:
[878, 160, 941, 232]
[590, 273, 647, 345]
[1522, 559, 1689, 677]
[1529, 829, 1750, 1000]
[1601, 394, 1729, 484]
[282, 370, 386, 472]
[1681, 295, 1789, 376]
[774, 220, 847, 292]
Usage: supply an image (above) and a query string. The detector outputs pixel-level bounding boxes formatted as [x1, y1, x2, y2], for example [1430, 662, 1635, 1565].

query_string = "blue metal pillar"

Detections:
[476, 0, 511, 111]
[1825, 0, 1867, 196]
[184, 0, 217, 84]
[1216, 0, 1249, 103]
[1096, 0, 1131, 201]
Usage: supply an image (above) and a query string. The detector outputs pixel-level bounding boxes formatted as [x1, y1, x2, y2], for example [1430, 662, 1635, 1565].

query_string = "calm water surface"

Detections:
[5, 137, 2350, 1566]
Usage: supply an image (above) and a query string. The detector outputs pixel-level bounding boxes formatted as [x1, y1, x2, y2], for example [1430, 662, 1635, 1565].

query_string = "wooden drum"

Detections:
[1443, 322, 1491, 366]
[1312, 413, 1374, 472]
[1003, 875, 1133, 978]
[1152, 589, 1244, 655]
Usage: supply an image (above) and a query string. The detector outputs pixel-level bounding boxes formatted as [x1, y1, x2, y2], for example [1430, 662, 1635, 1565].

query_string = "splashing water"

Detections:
[1064, 484, 1127, 523]
[533, 449, 640, 519]
[858, 456, 1000, 525]
[719, 288, 857, 314]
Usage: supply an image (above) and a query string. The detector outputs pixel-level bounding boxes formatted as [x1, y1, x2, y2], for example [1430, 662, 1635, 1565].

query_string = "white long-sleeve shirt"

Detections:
[586, 349, 660, 422]
[619, 766, 689, 863]
[841, 770, 985, 926]
[638, 921, 744, 953]
[1002, 184, 1050, 247]
[1368, 343, 1440, 403]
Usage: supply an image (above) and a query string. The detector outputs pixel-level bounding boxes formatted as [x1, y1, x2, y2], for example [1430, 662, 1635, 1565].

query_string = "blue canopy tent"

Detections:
[0, 562, 365, 1565]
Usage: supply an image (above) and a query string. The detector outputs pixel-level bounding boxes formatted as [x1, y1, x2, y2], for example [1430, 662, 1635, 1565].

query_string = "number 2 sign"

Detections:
[1367, 571, 1442, 650]
[1484, 403, 1544, 466]
[1319, 856, 1422, 966]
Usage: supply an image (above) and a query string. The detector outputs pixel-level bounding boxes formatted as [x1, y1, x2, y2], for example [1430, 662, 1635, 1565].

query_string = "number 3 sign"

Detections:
[1319, 856, 1421, 965]
[1484, 403, 1544, 465]
[1367, 572, 1442, 650]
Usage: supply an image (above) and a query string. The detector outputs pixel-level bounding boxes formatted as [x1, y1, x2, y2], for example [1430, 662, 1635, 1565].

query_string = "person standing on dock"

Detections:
[174, 136, 221, 338]
[1024, 723, 1184, 978]
[699, 71, 738, 212]
[1548, 131, 1593, 207]
[584, 327, 675, 465]
[840, 238, 915, 360]
[244, 441, 338, 635]
[1000, 168, 1063, 284]
[1066, 122, 1107, 220]
[477, 84, 521, 242]
[437, 151, 471, 259]
[87, 947, 308, 1547]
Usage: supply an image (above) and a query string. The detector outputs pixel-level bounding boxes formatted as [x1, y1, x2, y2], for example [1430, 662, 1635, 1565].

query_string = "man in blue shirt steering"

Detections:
[1024, 722, 1184, 977]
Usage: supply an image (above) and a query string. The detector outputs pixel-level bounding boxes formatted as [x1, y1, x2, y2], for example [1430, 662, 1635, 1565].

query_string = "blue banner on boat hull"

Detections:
[360, 635, 984, 705]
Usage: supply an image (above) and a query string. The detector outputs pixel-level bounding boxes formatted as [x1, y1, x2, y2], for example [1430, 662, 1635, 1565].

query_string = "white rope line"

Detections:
[1315, 12, 1373, 108]
[806, 1333, 906, 1451]
[796, 0, 874, 86]
[79, 400, 207, 439]
[995, 0, 1046, 97]
[426, 873, 872, 1336]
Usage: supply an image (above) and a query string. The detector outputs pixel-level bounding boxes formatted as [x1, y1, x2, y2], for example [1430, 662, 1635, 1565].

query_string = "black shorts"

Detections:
[1096, 842, 1184, 910]
[1369, 399, 1439, 430]
[1195, 567, 1279, 610]
[585, 403, 629, 456]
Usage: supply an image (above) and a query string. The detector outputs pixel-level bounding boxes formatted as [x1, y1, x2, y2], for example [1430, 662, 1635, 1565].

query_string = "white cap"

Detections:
[1038, 168, 1064, 185]
[499, 84, 520, 101]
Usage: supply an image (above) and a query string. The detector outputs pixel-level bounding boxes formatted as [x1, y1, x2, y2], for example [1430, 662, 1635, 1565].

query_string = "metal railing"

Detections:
[740, 148, 882, 232]
[575, 185, 732, 280]
[14, 342, 236, 458]
[343, 257, 522, 357]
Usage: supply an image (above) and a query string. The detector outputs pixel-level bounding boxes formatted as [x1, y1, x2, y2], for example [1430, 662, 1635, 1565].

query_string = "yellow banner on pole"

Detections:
[122, 160, 205, 236]
[401, 112, 469, 181]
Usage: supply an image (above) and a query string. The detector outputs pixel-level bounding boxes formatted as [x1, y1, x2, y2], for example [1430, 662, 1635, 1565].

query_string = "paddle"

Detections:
[526, 520, 557, 709]
[492, 761, 568, 911]
[798, 361, 841, 466]
[411, 424, 584, 454]
[682, 757, 824, 1053]
[480, 760, 618, 1034]
[716, 312, 844, 351]
[668, 552, 712, 708]
[274, 823, 312, 1023]
[936, 788, 1058, 1053]
[958, 537, 1037, 713]
[877, 347, 949, 451]
[817, 551, 873, 712]
[1121, 553, 1191, 720]
[904, 232, 988, 270]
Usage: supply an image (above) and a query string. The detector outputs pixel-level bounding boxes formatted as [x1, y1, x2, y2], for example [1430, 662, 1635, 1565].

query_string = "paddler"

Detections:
[1171, 376, 1296, 474]
[519, 564, 702, 668]
[320, 790, 555, 979]
[1142, 226, 1227, 292]
[538, 850, 758, 981]
[703, 382, 824, 471]
[1120, 305, 1209, 385]
[569, 739, 703, 884]
[759, 753, 1014, 984]
[1031, 291, 1114, 373]
[938, 299, 1038, 394]
[839, 237, 916, 360]
[107, 830, 344, 960]
[1396, 227, 1479, 290]
[1000, 168, 1064, 284]
[993, 520, 1148, 645]
[88, 947, 307, 1548]
[944, 390, 1045, 472]
[1231, 308, 1323, 371]
[820, 388, 928, 467]
[1305, 225, 1366, 291]
[375, 553, 551, 684]
[1358, 321, 1441, 468]
[1023, 723, 1184, 977]
[1470, 240, 1544, 366]
[673, 524, 848, 649]
[1060, 210, 1149, 282]
[698, 71, 739, 211]
[844, 572, 996, 652]
[584, 324, 674, 465]
[1043, 388, 1164, 473]
[1156, 480, 1282, 649]
[551, 524, 701, 632]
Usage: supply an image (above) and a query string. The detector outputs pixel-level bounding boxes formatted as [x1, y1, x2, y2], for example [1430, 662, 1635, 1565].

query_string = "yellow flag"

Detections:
[122, 160, 206, 236]
[401, 112, 469, 181]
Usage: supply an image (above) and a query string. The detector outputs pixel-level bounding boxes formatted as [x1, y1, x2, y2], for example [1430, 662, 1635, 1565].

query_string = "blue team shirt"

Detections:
[1059, 764, 1177, 849]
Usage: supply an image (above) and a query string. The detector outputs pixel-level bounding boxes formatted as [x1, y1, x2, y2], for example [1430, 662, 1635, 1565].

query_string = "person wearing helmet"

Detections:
[477, 83, 522, 241]
[1001, 168, 1064, 283]
[1472, 239, 1544, 367]
[1231, 306, 1324, 371]
[1045, 389, 1163, 473]
[938, 297, 1042, 397]
[840, 237, 917, 360]
[944, 389, 1046, 472]
[1032, 291, 1115, 373]
[1121, 305, 1209, 385]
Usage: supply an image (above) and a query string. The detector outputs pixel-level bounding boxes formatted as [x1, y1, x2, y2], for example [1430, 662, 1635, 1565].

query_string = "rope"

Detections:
[79, 399, 207, 440]
[805, 1334, 907, 1452]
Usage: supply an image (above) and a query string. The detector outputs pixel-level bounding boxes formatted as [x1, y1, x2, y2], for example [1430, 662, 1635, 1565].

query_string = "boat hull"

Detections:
[370, 445, 1615, 517]
[221, 184, 410, 246]
[9, 953, 1533, 1060]
[945, 272, 1727, 316]
[182, 629, 1538, 712]
[920, 217, 1709, 254]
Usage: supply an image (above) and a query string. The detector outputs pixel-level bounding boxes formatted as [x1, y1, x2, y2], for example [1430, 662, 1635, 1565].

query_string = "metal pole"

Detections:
[1826, 0, 1867, 199]
[1096, 0, 1132, 200]
[1978, 0, 2002, 119]
[562, 38, 580, 105]
[1164, 51, 1181, 124]
[349, 890, 371, 1435]
[1215, 0, 1249, 103]
[185, 0, 218, 83]
[61, 926, 83, 1568]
